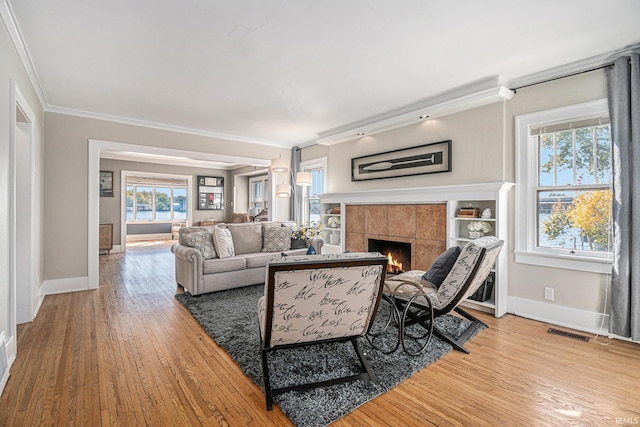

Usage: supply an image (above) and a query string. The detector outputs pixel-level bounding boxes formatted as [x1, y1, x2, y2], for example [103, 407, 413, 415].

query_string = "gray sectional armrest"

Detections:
[171, 244, 204, 295]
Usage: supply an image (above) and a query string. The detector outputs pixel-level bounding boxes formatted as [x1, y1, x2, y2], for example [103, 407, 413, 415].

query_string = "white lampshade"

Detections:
[295, 171, 312, 187]
[276, 183, 291, 198]
[270, 157, 289, 172]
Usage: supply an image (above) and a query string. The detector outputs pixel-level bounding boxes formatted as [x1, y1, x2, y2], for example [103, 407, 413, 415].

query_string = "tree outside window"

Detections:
[536, 124, 612, 253]
[126, 184, 188, 222]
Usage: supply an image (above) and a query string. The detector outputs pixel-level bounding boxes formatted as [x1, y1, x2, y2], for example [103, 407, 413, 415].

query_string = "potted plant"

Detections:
[291, 221, 323, 248]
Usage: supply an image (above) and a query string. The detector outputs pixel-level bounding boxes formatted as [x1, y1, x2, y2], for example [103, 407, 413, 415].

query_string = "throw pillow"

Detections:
[179, 228, 217, 259]
[422, 245, 461, 288]
[262, 226, 292, 252]
[226, 223, 262, 254]
[212, 226, 235, 258]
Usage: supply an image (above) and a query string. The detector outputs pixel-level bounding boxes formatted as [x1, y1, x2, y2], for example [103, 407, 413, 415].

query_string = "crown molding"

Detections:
[0, 0, 47, 109]
[509, 43, 640, 90]
[315, 76, 514, 146]
[45, 105, 292, 148]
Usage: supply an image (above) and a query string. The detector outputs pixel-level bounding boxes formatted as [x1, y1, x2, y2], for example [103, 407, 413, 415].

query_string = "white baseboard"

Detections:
[44, 276, 90, 295]
[33, 285, 45, 319]
[508, 296, 608, 336]
[0, 331, 12, 397]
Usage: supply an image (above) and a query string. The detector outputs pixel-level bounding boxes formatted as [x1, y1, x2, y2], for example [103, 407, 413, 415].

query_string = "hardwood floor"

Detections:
[1, 240, 639, 426]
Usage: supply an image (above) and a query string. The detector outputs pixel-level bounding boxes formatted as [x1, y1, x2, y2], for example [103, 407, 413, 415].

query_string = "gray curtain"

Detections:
[606, 52, 640, 340]
[291, 147, 302, 224]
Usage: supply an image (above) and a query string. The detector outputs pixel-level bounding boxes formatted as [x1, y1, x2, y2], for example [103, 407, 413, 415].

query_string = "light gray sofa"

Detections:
[171, 221, 323, 296]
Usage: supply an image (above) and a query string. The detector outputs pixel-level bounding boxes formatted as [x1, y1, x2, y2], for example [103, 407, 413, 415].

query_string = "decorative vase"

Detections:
[329, 232, 339, 245]
[469, 231, 484, 239]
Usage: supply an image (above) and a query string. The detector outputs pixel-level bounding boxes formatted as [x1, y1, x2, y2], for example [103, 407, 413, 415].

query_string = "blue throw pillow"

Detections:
[306, 245, 316, 255]
[422, 246, 461, 288]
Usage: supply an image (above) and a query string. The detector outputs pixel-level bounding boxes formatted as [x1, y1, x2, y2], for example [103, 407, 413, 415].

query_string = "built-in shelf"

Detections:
[320, 181, 514, 317]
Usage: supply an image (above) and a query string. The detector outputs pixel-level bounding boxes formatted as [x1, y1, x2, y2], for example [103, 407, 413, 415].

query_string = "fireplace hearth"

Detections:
[368, 238, 411, 274]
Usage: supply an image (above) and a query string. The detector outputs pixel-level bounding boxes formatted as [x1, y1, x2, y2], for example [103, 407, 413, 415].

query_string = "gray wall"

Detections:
[43, 112, 289, 281]
[302, 71, 609, 317]
[100, 158, 233, 245]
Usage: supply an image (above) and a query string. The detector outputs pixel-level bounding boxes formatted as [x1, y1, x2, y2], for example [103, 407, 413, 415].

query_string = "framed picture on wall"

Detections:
[100, 170, 114, 197]
[197, 176, 224, 210]
[351, 140, 452, 181]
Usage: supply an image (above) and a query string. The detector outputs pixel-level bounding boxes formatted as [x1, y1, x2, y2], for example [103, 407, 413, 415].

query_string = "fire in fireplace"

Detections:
[368, 239, 411, 274]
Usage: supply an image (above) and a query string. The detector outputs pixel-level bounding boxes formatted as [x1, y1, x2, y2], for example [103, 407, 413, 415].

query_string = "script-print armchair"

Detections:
[370, 237, 503, 356]
[257, 252, 388, 411]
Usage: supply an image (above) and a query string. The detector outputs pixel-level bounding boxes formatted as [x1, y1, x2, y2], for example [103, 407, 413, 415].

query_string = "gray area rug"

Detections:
[175, 285, 484, 427]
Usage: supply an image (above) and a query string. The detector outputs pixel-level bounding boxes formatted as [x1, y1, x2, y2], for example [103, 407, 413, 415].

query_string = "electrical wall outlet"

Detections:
[544, 287, 555, 301]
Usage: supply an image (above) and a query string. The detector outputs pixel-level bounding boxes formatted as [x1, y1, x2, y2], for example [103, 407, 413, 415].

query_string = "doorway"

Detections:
[6, 82, 41, 381]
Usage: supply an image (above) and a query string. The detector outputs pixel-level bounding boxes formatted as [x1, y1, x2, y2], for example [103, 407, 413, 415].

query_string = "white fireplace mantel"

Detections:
[319, 181, 514, 205]
[319, 181, 515, 318]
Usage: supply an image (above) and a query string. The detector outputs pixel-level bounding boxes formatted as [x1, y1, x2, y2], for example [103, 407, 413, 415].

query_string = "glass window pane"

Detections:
[173, 188, 187, 220]
[555, 131, 574, 185]
[575, 128, 594, 185]
[155, 187, 171, 221]
[135, 186, 153, 221]
[126, 185, 134, 221]
[596, 126, 612, 184]
[538, 189, 612, 252]
[308, 199, 320, 224]
[538, 134, 555, 186]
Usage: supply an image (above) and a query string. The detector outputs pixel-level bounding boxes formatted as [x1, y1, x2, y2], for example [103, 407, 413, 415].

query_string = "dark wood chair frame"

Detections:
[369, 240, 503, 356]
[260, 257, 388, 411]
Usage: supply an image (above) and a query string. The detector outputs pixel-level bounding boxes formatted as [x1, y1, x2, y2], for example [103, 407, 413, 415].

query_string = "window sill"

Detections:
[514, 251, 612, 274]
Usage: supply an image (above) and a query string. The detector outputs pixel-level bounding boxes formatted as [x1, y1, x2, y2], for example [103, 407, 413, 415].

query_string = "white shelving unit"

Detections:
[447, 184, 513, 317]
[320, 203, 343, 254]
[320, 182, 514, 317]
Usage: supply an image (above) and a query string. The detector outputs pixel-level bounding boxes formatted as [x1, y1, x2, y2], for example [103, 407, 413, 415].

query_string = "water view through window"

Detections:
[127, 185, 187, 221]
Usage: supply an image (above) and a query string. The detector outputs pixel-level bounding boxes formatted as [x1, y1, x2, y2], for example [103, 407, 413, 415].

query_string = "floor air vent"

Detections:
[547, 328, 590, 342]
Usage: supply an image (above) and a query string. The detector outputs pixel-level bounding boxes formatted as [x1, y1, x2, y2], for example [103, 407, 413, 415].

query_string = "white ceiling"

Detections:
[7, 0, 640, 150]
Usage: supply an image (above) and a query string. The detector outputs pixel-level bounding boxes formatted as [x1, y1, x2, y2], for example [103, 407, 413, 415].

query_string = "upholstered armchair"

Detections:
[257, 252, 388, 410]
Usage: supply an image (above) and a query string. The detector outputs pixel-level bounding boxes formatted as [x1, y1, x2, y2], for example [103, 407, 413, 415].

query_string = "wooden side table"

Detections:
[99, 223, 113, 254]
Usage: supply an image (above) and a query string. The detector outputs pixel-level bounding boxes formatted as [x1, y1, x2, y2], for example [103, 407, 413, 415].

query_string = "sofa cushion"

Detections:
[203, 256, 247, 274]
[226, 223, 263, 254]
[178, 227, 217, 259]
[243, 252, 281, 269]
[212, 226, 235, 258]
[262, 226, 292, 252]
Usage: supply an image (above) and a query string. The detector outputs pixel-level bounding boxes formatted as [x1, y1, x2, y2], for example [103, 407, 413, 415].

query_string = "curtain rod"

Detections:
[512, 62, 615, 92]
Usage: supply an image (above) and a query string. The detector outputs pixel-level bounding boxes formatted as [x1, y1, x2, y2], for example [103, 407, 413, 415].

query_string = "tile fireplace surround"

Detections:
[345, 203, 446, 271]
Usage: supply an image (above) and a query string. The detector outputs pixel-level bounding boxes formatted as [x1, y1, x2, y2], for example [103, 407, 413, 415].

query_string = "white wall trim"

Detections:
[509, 43, 640, 89]
[316, 77, 514, 145]
[514, 99, 611, 273]
[319, 181, 514, 205]
[48, 105, 289, 148]
[120, 169, 193, 252]
[44, 276, 90, 295]
[508, 296, 608, 336]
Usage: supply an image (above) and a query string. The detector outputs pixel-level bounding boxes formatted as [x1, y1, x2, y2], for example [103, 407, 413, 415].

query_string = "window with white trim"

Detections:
[249, 175, 268, 212]
[300, 157, 327, 226]
[515, 99, 612, 273]
[126, 184, 188, 222]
